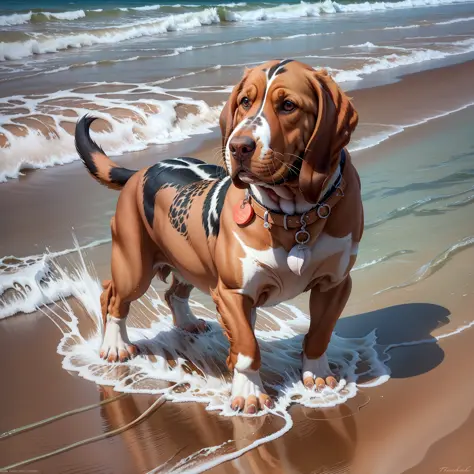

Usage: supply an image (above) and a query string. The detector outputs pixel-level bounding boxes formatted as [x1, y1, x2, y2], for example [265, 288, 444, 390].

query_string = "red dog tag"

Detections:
[233, 200, 254, 226]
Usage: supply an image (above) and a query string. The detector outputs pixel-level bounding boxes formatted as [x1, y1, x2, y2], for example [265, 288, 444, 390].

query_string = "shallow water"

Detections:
[1, 0, 474, 180]
[1, 2, 474, 471]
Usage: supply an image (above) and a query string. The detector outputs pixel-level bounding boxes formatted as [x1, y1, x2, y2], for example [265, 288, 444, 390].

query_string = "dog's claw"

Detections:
[231, 396, 245, 412]
[230, 393, 273, 414]
[303, 374, 339, 391]
[100, 343, 138, 363]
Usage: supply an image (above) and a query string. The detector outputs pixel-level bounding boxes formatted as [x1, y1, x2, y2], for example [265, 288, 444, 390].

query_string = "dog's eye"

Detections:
[281, 100, 296, 113]
[240, 97, 251, 110]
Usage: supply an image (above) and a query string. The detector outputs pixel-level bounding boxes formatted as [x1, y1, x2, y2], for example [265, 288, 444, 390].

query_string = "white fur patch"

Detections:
[248, 164, 342, 215]
[253, 116, 271, 159]
[234, 231, 353, 304]
[302, 352, 333, 380]
[231, 368, 265, 399]
[207, 176, 231, 234]
[235, 353, 254, 371]
[250, 63, 287, 159]
[226, 61, 289, 172]
[100, 315, 132, 356]
[158, 159, 215, 180]
[294, 192, 316, 213]
[279, 198, 295, 215]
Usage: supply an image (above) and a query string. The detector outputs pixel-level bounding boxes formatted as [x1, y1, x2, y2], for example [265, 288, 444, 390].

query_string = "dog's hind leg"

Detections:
[164, 274, 207, 333]
[100, 195, 156, 363]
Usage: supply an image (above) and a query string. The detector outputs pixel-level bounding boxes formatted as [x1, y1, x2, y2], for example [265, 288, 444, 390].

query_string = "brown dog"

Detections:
[75, 59, 363, 414]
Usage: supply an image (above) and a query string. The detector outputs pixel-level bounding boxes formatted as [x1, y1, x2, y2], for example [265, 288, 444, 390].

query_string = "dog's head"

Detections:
[220, 59, 358, 204]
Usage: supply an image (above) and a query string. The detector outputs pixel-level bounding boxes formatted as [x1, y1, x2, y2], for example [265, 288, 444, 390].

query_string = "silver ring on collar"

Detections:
[295, 230, 310, 245]
[317, 203, 331, 219]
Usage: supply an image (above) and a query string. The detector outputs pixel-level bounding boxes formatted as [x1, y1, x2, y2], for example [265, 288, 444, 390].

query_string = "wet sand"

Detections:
[1, 61, 474, 473]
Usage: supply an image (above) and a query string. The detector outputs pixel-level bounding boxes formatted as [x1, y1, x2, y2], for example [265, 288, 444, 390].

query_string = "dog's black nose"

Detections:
[229, 136, 256, 161]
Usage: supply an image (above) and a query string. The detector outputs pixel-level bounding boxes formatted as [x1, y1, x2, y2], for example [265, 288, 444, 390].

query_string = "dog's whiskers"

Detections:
[272, 152, 300, 175]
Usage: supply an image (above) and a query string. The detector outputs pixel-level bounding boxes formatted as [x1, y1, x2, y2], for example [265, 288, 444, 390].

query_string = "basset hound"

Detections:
[75, 59, 363, 414]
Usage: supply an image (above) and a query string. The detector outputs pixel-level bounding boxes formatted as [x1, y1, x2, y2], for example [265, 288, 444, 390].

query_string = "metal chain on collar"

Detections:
[295, 212, 310, 245]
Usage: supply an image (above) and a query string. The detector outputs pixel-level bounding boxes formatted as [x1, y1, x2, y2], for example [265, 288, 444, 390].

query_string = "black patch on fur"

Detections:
[75, 115, 136, 187]
[198, 164, 227, 179]
[169, 181, 212, 238]
[202, 177, 231, 238]
[267, 63, 281, 80]
[142, 157, 226, 229]
[268, 59, 293, 79]
[109, 166, 135, 187]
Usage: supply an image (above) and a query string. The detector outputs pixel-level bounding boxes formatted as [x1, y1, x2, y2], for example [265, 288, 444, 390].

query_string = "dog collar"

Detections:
[248, 150, 347, 230]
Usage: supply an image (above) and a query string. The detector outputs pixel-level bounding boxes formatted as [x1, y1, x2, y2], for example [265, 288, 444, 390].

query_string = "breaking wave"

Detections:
[0, 9, 221, 61]
[0, 80, 223, 182]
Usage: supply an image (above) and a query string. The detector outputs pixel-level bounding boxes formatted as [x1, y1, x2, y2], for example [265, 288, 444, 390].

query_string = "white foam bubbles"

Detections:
[0, 82, 223, 182]
[0, 12, 33, 26]
[41, 9, 87, 21]
[333, 38, 474, 82]
[132, 4, 161, 11]
[223, 2, 323, 21]
[2, 235, 474, 472]
[221, 0, 474, 22]
[435, 15, 474, 25]
[47, 244, 389, 416]
[0, 9, 220, 62]
[0, 237, 110, 319]
[383, 23, 421, 29]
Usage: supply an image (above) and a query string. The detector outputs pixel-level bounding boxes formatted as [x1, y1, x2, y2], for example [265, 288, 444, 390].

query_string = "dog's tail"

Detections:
[75, 115, 137, 190]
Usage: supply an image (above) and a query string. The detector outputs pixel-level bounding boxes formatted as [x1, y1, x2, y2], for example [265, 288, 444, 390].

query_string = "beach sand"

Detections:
[1, 54, 474, 473]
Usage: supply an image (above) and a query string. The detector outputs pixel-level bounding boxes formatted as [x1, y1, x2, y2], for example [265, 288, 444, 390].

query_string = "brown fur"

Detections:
[76, 59, 363, 413]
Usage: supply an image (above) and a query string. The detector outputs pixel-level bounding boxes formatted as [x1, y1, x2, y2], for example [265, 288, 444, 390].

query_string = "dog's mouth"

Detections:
[237, 171, 261, 184]
[231, 169, 261, 189]
[232, 169, 297, 205]
[232, 167, 298, 187]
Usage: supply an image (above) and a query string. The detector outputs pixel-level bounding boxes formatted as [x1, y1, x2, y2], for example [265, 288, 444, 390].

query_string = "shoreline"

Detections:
[2, 59, 474, 258]
[1, 50, 474, 474]
[1, 52, 474, 184]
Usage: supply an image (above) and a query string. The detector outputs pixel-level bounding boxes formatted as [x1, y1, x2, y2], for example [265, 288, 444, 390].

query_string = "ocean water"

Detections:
[1, 2, 474, 470]
[1, 0, 474, 181]
[0, 94, 473, 474]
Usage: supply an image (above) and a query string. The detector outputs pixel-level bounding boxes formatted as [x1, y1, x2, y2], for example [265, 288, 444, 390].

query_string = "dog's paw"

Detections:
[99, 316, 138, 363]
[302, 352, 338, 391]
[100, 341, 138, 363]
[230, 369, 274, 414]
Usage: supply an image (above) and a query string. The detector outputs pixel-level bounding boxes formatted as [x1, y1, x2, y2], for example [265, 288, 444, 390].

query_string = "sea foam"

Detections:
[2, 237, 473, 472]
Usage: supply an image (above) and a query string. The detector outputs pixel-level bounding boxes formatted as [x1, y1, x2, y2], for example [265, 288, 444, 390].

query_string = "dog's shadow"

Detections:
[334, 302, 450, 378]
[134, 302, 450, 383]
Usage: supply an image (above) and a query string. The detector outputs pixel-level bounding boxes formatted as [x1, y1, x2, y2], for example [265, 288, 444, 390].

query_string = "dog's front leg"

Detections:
[212, 280, 273, 413]
[303, 275, 352, 391]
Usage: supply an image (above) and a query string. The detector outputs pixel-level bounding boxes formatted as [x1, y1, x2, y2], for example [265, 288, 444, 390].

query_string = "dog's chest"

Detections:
[233, 231, 355, 306]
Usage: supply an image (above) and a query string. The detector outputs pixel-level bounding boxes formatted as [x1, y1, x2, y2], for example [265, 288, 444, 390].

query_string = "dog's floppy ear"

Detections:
[299, 69, 358, 204]
[219, 68, 251, 150]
